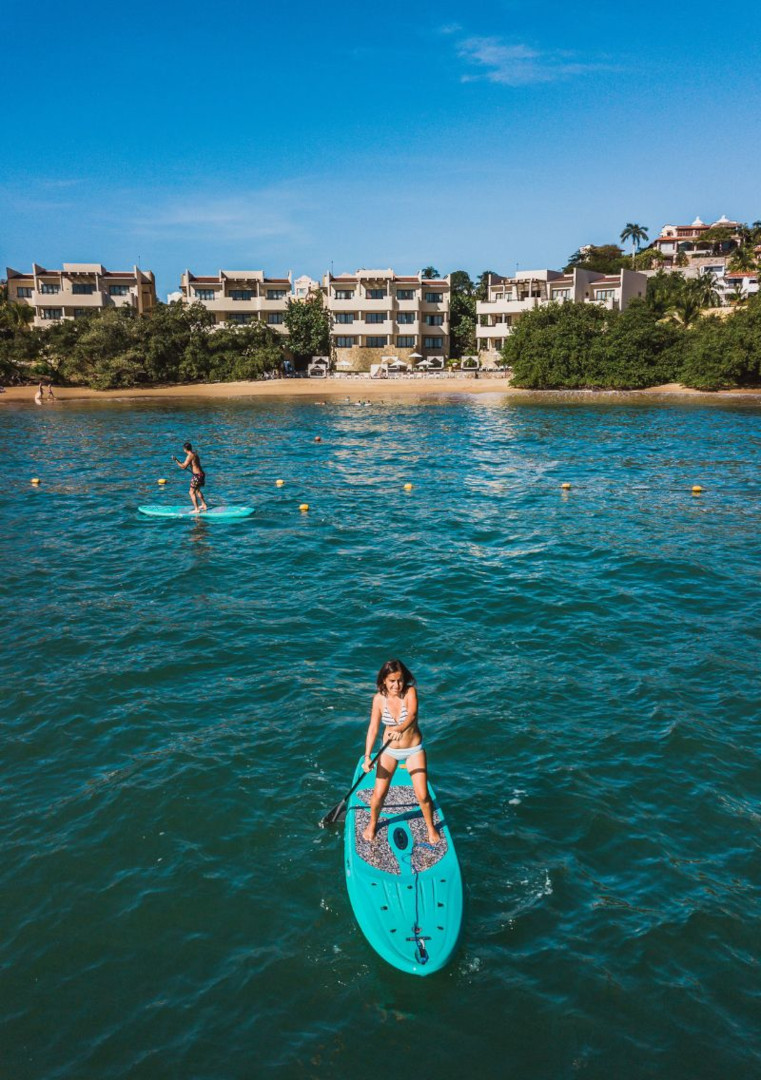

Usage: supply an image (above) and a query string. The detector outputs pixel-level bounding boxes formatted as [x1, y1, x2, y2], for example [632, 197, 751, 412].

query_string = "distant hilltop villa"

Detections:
[5, 214, 758, 367]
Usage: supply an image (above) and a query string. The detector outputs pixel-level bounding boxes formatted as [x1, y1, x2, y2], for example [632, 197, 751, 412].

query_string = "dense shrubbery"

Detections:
[504, 295, 761, 391]
[0, 301, 287, 389]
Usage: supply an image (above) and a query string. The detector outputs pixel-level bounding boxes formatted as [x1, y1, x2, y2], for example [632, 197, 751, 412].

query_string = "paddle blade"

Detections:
[321, 799, 347, 827]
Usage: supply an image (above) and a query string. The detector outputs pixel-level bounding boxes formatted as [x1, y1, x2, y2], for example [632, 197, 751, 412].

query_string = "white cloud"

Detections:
[131, 185, 314, 246]
[456, 34, 617, 86]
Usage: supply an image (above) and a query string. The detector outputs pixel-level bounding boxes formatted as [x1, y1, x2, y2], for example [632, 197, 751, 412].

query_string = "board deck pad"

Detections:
[353, 787, 449, 875]
[138, 505, 254, 520]
[343, 756, 463, 976]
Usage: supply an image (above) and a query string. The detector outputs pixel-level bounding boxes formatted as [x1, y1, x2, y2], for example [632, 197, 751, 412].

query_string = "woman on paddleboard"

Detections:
[172, 442, 208, 514]
[361, 659, 440, 845]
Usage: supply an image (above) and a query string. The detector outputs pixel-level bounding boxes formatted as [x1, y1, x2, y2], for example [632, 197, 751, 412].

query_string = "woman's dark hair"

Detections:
[376, 659, 415, 695]
[183, 442, 192, 451]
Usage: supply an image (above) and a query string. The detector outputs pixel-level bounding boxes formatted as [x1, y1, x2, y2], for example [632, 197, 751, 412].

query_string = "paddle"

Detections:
[321, 740, 390, 827]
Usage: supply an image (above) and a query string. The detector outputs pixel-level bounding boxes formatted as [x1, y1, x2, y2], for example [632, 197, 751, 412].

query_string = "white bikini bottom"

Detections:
[382, 742, 425, 762]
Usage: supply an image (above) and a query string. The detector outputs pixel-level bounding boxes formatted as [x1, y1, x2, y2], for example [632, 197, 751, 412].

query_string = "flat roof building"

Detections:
[179, 270, 292, 331]
[476, 268, 647, 356]
[323, 269, 451, 371]
[6, 263, 156, 327]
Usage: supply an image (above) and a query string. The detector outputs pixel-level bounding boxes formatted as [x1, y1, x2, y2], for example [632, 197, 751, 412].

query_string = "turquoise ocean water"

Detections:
[2, 392, 760, 1079]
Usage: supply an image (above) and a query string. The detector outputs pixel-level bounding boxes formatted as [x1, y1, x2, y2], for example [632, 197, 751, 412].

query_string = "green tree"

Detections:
[564, 245, 627, 274]
[620, 222, 649, 260]
[284, 292, 330, 363]
[679, 298, 761, 389]
[448, 270, 477, 356]
[420, 266, 440, 279]
[206, 322, 285, 381]
[587, 300, 681, 388]
[646, 270, 685, 317]
[475, 270, 498, 301]
[449, 270, 474, 296]
[503, 302, 609, 388]
[727, 245, 758, 274]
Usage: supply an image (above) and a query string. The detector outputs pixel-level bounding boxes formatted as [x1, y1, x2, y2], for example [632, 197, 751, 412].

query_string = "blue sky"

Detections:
[3, 0, 761, 298]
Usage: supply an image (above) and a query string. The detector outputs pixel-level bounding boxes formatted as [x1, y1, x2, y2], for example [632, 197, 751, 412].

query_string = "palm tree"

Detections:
[620, 223, 649, 262]
[668, 291, 703, 328]
[693, 270, 721, 309]
[420, 266, 440, 279]
[727, 245, 758, 274]
[0, 299, 34, 331]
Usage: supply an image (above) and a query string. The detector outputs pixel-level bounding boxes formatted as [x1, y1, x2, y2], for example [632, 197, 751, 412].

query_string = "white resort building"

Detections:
[323, 269, 451, 371]
[650, 215, 743, 268]
[476, 268, 647, 357]
[5, 263, 156, 327]
[179, 270, 293, 331]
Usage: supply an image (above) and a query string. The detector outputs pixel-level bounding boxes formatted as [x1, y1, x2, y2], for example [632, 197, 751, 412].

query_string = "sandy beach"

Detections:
[4, 378, 761, 403]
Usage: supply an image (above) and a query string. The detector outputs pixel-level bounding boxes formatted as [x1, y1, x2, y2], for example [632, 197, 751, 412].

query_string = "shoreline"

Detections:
[3, 378, 761, 403]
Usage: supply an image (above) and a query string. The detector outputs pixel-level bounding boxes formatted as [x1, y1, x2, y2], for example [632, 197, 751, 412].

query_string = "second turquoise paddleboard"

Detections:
[138, 505, 254, 520]
[344, 756, 463, 975]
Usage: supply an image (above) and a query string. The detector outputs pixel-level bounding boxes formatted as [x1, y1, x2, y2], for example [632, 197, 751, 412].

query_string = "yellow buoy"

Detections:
[692, 485, 703, 494]
[158, 478, 167, 485]
[31, 478, 41, 485]
[404, 483, 413, 491]
[276, 479, 285, 487]
[561, 482, 572, 490]
[299, 503, 309, 512]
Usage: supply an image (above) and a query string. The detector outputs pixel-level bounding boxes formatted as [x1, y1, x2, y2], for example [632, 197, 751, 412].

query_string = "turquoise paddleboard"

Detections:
[344, 756, 463, 975]
[138, 505, 254, 520]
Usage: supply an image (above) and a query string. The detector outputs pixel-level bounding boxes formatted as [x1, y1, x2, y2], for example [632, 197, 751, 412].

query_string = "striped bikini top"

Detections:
[381, 696, 408, 727]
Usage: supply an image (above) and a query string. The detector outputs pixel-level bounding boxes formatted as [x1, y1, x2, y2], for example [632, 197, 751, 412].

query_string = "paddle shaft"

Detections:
[322, 738, 391, 825]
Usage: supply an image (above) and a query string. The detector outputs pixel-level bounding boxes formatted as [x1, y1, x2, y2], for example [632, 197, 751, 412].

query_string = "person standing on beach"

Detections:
[46, 384, 56, 400]
[35, 382, 44, 404]
[172, 441, 208, 513]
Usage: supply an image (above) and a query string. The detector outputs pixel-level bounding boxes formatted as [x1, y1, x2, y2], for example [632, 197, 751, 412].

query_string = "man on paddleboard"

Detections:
[172, 442, 208, 513]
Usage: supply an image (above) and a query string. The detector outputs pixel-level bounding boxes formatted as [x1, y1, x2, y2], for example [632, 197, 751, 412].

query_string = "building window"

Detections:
[366, 336, 388, 347]
[267, 289, 287, 300]
[424, 292, 443, 303]
[366, 289, 386, 299]
[72, 283, 95, 295]
[40, 283, 60, 294]
[195, 289, 215, 301]
[267, 313, 283, 324]
[230, 290, 253, 301]
[73, 308, 90, 318]
[335, 289, 354, 300]
[397, 336, 416, 348]
[424, 336, 442, 348]
[335, 336, 356, 348]
[397, 312, 415, 324]
[397, 289, 415, 300]
[17, 287, 32, 298]
[110, 285, 129, 296]
[594, 290, 615, 301]
[551, 289, 571, 300]
[424, 314, 444, 325]
[41, 308, 62, 319]
[366, 313, 385, 324]
[228, 313, 251, 324]
[336, 313, 354, 323]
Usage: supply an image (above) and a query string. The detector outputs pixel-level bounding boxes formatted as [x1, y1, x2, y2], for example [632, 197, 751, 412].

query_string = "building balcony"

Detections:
[478, 297, 542, 316]
[328, 298, 360, 312]
[362, 319, 394, 334]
